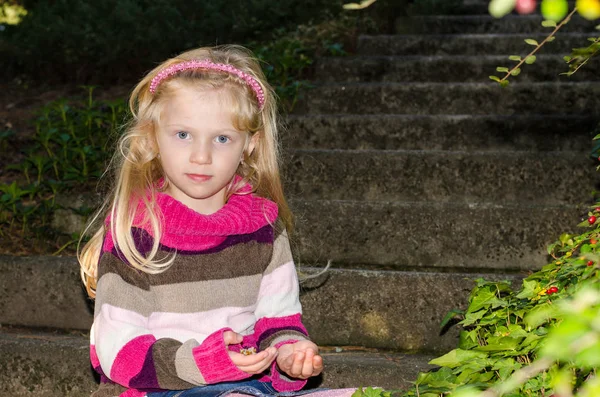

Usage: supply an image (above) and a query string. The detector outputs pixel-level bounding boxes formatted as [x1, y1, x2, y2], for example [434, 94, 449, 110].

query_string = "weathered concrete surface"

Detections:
[396, 14, 598, 34]
[0, 256, 93, 330]
[295, 82, 600, 115]
[290, 200, 583, 271]
[313, 55, 599, 83]
[282, 150, 597, 204]
[315, 351, 436, 390]
[283, 114, 599, 152]
[357, 33, 595, 56]
[0, 256, 523, 351]
[0, 328, 437, 395]
[300, 268, 523, 352]
[0, 329, 96, 397]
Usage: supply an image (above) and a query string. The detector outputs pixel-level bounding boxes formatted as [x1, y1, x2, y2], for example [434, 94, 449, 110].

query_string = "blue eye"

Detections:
[216, 135, 230, 144]
[177, 131, 189, 140]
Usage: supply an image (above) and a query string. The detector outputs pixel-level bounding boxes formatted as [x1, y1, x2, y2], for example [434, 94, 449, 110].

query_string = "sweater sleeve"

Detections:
[90, 232, 250, 390]
[253, 228, 311, 392]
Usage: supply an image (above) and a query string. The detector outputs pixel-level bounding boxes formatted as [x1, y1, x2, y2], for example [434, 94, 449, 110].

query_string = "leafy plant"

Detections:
[490, 11, 600, 86]
[393, 196, 600, 395]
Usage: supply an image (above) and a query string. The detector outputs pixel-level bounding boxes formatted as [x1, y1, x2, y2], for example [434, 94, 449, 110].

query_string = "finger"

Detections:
[238, 355, 275, 374]
[301, 349, 315, 378]
[236, 349, 277, 374]
[290, 351, 305, 378]
[223, 331, 242, 346]
[276, 351, 294, 374]
[229, 350, 270, 366]
[311, 354, 324, 376]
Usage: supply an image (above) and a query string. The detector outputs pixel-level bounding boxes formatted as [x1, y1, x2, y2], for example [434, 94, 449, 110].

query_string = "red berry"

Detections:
[516, 0, 537, 14]
[588, 261, 594, 266]
[547, 286, 559, 294]
[589, 216, 597, 224]
[595, 207, 600, 212]
[591, 239, 598, 244]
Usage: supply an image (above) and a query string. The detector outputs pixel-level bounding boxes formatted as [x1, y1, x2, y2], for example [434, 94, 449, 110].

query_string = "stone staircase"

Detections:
[2, 1, 600, 395]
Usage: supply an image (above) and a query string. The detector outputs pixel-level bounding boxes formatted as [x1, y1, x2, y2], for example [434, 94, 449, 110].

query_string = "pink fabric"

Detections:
[269, 339, 307, 392]
[256, 261, 298, 301]
[193, 328, 249, 384]
[254, 314, 308, 342]
[90, 344, 101, 368]
[149, 60, 266, 110]
[118, 389, 147, 397]
[226, 389, 358, 397]
[103, 177, 278, 252]
[110, 334, 157, 386]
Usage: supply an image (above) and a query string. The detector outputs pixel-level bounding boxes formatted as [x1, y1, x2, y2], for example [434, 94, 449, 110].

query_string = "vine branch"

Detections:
[500, 7, 579, 83]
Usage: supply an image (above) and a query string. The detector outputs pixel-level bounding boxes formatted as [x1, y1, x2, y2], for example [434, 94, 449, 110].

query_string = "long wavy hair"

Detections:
[78, 45, 293, 299]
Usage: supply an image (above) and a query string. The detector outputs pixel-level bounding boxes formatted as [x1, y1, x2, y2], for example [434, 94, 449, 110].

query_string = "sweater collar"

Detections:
[151, 183, 279, 238]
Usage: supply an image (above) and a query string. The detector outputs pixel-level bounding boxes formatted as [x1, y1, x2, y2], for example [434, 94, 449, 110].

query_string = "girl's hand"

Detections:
[275, 340, 323, 379]
[224, 330, 278, 375]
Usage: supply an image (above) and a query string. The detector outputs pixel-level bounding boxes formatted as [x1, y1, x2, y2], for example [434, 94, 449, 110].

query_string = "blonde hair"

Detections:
[78, 44, 293, 299]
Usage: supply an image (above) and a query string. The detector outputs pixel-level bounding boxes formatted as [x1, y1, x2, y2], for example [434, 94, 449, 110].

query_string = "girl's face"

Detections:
[156, 86, 257, 214]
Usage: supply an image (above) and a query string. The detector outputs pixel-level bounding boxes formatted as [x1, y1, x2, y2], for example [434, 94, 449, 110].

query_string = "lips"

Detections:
[186, 174, 212, 182]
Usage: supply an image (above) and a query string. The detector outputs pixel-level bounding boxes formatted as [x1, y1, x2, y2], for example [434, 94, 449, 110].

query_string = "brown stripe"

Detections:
[95, 272, 262, 316]
[98, 252, 151, 290]
[100, 238, 273, 286]
[264, 230, 293, 276]
[259, 330, 309, 351]
[153, 339, 197, 389]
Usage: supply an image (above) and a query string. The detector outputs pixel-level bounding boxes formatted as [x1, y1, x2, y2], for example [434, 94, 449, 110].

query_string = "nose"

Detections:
[189, 142, 212, 165]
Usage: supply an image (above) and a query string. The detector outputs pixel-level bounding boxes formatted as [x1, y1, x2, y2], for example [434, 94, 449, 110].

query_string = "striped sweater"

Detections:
[90, 185, 310, 397]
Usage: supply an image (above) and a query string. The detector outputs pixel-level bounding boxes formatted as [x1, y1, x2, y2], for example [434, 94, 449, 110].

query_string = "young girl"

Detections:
[79, 44, 324, 397]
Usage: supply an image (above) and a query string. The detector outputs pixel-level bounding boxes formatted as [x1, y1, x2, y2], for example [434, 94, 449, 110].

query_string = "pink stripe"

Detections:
[193, 328, 249, 384]
[110, 334, 156, 386]
[255, 314, 308, 338]
[257, 262, 297, 299]
[90, 344, 101, 368]
[119, 389, 147, 397]
[148, 307, 256, 338]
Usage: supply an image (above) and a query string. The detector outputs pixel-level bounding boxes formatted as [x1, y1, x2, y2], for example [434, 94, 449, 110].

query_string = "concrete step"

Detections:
[283, 114, 599, 151]
[282, 150, 597, 204]
[0, 327, 437, 395]
[396, 14, 599, 34]
[357, 32, 596, 55]
[0, 256, 523, 352]
[290, 200, 584, 271]
[295, 82, 600, 115]
[313, 55, 599, 83]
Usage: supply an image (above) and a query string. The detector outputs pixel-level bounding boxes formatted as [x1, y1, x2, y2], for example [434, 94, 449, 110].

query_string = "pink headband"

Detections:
[149, 60, 266, 110]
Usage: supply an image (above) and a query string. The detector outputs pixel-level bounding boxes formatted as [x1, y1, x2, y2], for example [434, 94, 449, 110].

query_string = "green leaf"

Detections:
[460, 309, 487, 326]
[542, 20, 557, 28]
[525, 39, 539, 46]
[468, 287, 506, 313]
[524, 302, 557, 328]
[440, 309, 465, 329]
[489, 75, 501, 82]
[516, 279, 540, 299]
[525, 55, 537, 64]
[475, 336, 522, 352]
[429, 349, 488, 368]
[564, 55, 572, 62]
[449, 386, 482, 397]
[500, 80, 510, 88]
[496, 67, 509, 73]
[509, 55, 522, 61]
[510, 68, 521, 76]
[547, 36, 556, 42]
